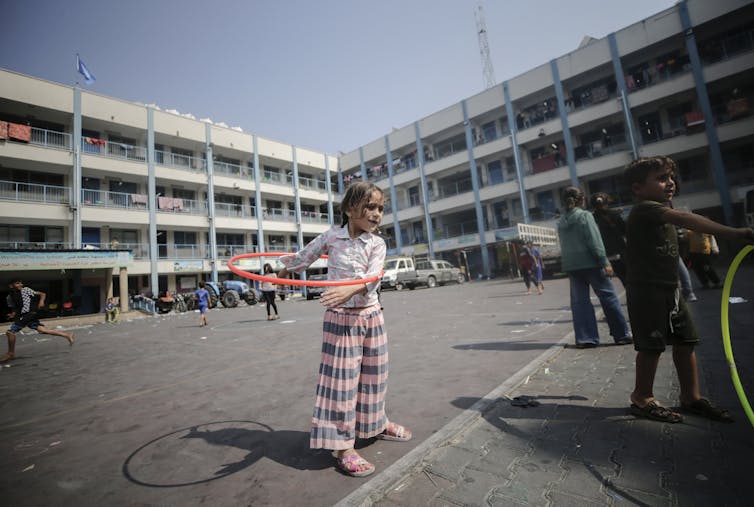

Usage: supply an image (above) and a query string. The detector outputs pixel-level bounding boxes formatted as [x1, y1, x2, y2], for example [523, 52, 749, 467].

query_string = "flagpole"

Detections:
[75, 52, 80, 87]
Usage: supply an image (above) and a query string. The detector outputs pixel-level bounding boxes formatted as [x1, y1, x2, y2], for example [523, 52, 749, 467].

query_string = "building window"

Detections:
[174, 231, 196, 245]
[482, 121, 497, 142]
[487, 160, 503, 185]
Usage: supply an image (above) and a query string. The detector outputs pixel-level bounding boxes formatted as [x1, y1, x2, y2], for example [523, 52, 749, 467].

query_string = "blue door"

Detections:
[82, 227, 100, 247]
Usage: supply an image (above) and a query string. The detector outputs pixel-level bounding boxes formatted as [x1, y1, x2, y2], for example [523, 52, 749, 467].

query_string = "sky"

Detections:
[1, 0, 678, 155]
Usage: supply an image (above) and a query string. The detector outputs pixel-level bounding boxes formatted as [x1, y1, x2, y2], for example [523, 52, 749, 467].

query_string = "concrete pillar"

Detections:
[106, 268, 114, 299]
[119, 267, 128, 313]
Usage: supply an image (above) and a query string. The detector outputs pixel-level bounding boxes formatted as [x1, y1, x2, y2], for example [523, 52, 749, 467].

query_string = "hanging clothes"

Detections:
[8, 123, 31, 142]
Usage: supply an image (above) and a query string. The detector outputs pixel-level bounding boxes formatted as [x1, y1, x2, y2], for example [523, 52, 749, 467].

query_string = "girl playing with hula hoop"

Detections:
[276, 181, 412, 478]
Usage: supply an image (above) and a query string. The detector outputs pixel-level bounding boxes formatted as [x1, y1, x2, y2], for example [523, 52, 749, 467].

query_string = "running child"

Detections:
[277, 181, 412, 477]
[2, 279, 74, 362]
[624, 156, 754, 423]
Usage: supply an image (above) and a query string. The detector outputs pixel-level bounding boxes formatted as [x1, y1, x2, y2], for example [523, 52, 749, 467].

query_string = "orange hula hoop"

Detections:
[227, 252, 383, 287]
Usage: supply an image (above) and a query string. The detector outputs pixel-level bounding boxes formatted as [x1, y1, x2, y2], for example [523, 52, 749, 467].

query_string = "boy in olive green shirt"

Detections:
[624, 156, 754, 423]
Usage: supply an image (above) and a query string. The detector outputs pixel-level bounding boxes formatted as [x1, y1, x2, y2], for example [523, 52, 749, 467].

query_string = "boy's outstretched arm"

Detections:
[662, 208, 754, 243]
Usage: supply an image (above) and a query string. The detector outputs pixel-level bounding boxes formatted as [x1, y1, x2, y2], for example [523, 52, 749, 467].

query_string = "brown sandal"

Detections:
[680, 398, 734, 423]
[630, 401, 683, 423]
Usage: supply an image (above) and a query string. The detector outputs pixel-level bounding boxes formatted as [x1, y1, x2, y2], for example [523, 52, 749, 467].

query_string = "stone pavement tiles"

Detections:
[375, 331, 753, 506]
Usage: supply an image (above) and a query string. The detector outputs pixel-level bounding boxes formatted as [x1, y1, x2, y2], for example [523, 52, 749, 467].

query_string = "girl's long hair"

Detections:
[339, 181, 384, 227]
[263, 263, 273, 274]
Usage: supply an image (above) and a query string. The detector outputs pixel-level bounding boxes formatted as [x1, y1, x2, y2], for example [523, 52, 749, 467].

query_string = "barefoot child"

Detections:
[2, 279, 74, 362]
[624, 156, 754, 422]
[277, 181, 412, 477]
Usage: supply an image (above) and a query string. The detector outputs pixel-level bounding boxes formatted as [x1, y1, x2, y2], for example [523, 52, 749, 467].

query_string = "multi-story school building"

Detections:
[0, 72, 337, 314]
[340, 0, 754, 278]
[1, 0, 753, 313]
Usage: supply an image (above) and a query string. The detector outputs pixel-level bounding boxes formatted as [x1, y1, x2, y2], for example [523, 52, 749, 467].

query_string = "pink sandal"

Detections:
[336, 452, 375, 477]
[378, 422, 412, 442]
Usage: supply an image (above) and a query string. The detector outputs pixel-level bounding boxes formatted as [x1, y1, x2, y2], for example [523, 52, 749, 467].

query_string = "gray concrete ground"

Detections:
[1, 265, 752, 507]
[348, 265, 754, 507]
[1, 275, 574, 506]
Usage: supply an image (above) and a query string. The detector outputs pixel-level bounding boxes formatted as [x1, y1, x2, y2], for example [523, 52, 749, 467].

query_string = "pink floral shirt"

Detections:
[280, 226, 385, 308]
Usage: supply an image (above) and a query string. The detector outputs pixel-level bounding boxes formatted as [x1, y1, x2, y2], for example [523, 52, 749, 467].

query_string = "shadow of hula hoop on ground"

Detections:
[122, 419, 332, 488]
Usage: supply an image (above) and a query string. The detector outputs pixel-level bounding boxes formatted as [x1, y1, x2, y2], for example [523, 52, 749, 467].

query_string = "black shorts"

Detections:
[626, 285, 699, 352]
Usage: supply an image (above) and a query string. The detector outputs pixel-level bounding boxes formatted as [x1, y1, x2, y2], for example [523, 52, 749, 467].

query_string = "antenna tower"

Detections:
[475, 2, 496, 89]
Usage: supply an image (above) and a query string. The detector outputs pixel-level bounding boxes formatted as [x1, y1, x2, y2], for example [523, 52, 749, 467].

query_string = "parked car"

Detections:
[415, 259, 466, 288]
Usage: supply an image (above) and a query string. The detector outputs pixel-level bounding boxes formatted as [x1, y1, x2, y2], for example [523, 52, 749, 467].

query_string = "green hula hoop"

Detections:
[720, 245, 754, 428]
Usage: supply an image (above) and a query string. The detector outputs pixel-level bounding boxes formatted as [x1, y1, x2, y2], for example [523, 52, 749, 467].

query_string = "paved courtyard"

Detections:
[0, 276, 579, 506]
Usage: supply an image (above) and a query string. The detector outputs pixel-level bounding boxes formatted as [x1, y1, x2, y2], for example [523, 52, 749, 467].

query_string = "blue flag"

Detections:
[77, 54, 96, 85]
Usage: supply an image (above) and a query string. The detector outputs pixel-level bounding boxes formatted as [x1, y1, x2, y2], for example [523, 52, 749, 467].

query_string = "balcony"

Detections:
[155, 149, 206, 172]
[700, 26, 754, 65]
[214, 202, 255, 218]
[574, 133, 629, 161]
[30, 127, 72, 150]
[712, 95, 753, 125]
[516, 101, 559, 131]
[300, 210, 329, 224]
[0, 180, 69, 204]
[266, 244, 291, 252]
[83, 189, 145, 209]
[626, 54, 691, 94]
[408, 194, 423, 208]
[434, 219, 479, 240]
[217, 244, 257, 257]
[79, 242, 149, 259]
[80, 190, 209, 216]
[530, 153, 567, 174]
[82, 138, 147, 162]
[0, 241, 73, 250]
[298, 175, 327, 191]
[159, 196, 206, 215]
[263, 207, 296, 222]
[436, 179, 473, 200]
[159, 243, 209, 260]
[214, 160, 251, 178]
[262, 170, 290, 186]
[366, 164, 390, 183]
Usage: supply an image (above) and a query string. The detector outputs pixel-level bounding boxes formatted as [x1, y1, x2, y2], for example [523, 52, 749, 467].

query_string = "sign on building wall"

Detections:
[0, 250, 130, 271]
[173, 260, 204, 272]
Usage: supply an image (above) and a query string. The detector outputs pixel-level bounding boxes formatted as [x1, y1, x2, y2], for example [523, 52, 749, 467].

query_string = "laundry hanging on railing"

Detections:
[0, 121, 8, 140]
[84, 137, 106, 146]
[7, 123, 31, 142]
[158, 196, 184, 211]
[130, 194, 148, 205]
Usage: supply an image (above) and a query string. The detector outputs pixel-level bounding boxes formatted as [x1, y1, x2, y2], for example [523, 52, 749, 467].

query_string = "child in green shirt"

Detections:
[624, 156, 754, 423]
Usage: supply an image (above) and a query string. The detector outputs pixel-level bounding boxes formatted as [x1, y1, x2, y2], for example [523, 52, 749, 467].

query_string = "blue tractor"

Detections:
[204, 280, 258, 308]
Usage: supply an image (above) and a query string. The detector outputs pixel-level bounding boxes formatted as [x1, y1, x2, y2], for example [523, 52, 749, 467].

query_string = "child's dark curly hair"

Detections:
[624, 156, 677, 188]
[339, 181, 384, 226]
